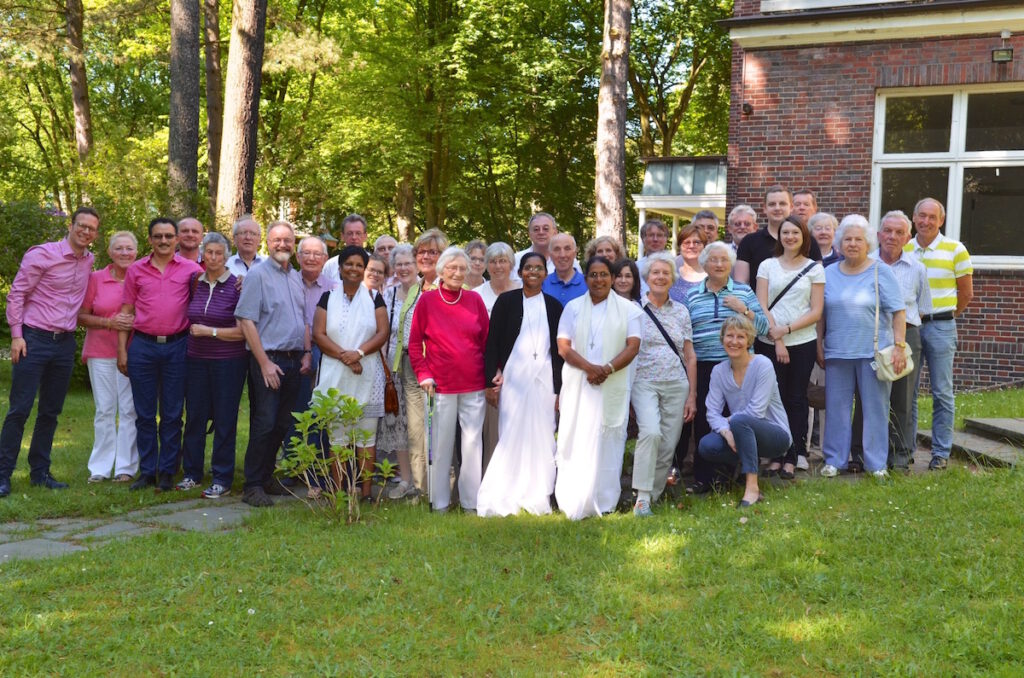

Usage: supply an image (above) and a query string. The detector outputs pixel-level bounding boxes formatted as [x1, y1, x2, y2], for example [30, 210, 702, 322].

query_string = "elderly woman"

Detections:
[178, 233, 248, 497]
[555, 256, 643, 520]
[464, 239, 488, 289]
[669, 224, 707, 303]
[584, 235, 627, 263]
[313, 245, 390, 498]
[381, 244, 418, 499]
[473, 242, 521, 314]
[78, 231, 139, 483]
[810, 212, 842, 267]
[477, 252, 564, 516]
[698, 316, 792, 507]
[817, 215, 907, 479]
[755, 218, 824, 479]
[684, 241, 769, 494]
[394, 228, 449, 496]
[612, 258, 641, 303]
[409, 246, 490, 512]
[630, 252, 697, 516]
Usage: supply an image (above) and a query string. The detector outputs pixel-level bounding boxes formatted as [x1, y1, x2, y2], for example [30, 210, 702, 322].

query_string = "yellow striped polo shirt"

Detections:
[904, 233, 972, 314]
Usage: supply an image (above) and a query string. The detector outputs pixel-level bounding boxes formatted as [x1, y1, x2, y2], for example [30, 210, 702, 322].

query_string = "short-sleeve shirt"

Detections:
[636, 297, 691, 383]
[81, 265, 126, 361]
[234, 258, 306, 351]
[904, 233, 972, 315]
[736, 227, 822, 283]
[823, 261, 905, 360]
[557, 295, 642, 364]
[756, 258, 825, 347]
[186, 270, 246, 360]
[542, 271, 586, 306]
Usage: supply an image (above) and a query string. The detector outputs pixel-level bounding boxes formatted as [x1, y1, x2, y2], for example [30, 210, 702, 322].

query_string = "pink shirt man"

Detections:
[6, 239, 93, 337]
[122, 254, 202, 336]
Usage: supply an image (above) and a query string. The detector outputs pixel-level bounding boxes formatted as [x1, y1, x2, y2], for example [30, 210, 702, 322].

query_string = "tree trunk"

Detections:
[215, 0, 268, 230]
[204, 0, 224, 217]
[64, 0, 92, 166]
[395, 173, 415, 242]
[594, 0, 630, 244]
[169, 0, 201, 217]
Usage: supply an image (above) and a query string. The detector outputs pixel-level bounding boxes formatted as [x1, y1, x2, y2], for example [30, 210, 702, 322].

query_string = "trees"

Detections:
[168, 0, 201, 217]
[203, 0, 223, 216]
[594, 0, 630, 243]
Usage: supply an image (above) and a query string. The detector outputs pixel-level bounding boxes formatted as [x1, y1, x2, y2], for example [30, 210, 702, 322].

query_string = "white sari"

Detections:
[477, 293, 555, 517]
[314, 284, 383, 416]
[554, 292, 642, 520]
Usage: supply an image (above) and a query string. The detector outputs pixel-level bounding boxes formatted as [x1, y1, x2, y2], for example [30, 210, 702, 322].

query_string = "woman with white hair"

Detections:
[809, 212, 842, 267]
[817, 215, 907, 478]
[473, 242, 521, 314]
[409, 246, 490, 512]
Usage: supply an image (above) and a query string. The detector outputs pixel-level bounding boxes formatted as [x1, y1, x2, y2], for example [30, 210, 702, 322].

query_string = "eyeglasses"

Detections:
[469, 257, 485, 265]
[73, 223, 98, 233]
[521, 265, 546, 273]
[151, 233, 176, 241]
[299, 251, 325, 259]
[587, 271, 611, 279]
[417, 249, 440, 257]
[236, 231, 260, 239]
[705, 257, 731, 265]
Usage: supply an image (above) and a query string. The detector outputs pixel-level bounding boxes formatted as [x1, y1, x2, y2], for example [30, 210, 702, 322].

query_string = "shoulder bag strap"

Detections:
[767, 261, 818, 311]
[643, 303, 685, 367]
[873, 261, 880, 352]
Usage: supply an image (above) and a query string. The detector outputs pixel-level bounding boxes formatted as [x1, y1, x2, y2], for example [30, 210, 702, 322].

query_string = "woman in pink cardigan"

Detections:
[408, 246, 489, 513]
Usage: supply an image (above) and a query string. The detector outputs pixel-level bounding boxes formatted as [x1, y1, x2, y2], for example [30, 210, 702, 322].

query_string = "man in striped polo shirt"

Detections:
[905, 198, 973, 470]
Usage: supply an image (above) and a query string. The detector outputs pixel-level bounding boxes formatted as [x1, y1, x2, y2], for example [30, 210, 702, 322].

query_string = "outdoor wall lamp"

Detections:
[993, 30, 1013, 63]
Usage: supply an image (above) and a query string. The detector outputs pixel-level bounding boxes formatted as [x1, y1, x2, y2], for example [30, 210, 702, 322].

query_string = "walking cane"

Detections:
[426, 390, 434, 512]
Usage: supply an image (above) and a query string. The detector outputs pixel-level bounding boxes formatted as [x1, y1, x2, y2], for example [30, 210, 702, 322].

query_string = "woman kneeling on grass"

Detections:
[697, 315, 792, 508]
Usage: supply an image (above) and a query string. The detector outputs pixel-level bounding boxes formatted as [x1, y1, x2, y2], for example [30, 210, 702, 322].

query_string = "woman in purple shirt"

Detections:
[179, 233, 248, 498]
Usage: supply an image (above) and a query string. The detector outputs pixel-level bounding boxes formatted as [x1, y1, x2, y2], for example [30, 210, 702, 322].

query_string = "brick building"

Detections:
[724, 0, 1024, 391]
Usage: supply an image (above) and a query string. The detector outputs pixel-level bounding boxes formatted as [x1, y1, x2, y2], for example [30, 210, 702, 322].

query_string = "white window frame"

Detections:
[871, 83, 1024, 270]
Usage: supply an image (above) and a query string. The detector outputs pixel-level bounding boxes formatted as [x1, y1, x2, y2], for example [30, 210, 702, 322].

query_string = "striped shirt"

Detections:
[904, 234, 972, 314]
[684, 278, 769, 363]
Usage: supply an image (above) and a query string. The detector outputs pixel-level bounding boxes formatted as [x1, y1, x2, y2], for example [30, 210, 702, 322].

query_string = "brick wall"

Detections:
[727, 33, 1024, 391]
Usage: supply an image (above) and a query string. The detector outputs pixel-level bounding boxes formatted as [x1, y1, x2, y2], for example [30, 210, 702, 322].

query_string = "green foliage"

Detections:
[0, 201, 69, 341]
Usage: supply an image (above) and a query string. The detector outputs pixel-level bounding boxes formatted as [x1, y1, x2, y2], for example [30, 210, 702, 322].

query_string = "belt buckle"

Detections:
[156, 335, 167, 344]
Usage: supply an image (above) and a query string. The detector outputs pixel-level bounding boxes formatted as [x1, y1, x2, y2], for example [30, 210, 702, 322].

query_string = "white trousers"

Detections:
[87, 358, 139, 477]
[631, 379, 688, 502]
[429, 390, 485, 511]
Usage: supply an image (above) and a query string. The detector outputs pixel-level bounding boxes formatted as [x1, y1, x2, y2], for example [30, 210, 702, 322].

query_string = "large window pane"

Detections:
[965, 91, 1024, 151]
[960, 166, 1024, 256]
[883, 95, 953, 153]
[879, 167, 949, 219]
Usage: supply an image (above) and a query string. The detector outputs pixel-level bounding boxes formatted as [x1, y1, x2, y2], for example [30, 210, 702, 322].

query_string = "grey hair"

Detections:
[436, 245, 470, 277]
[201, 232, 230, 252]
[640, 219, 668, 239]
[528, 211, 558, 231]
[880, 210, 912, 235]
[693, 209, 719, 225]
[913, 197, 945, 222]
[266, 220, 295, 237]
[836, 214, 878, 251]
[231, 214, 259, 237]
[698, 241, 736, 268]
[390, 243, 414, 269]
[107, 230, 138, 254]
[298, 236, 328, 254]
[728, 204, 757, 224]
[641, 251, 678, 284]
[808, 212, 838, 232]
[465, 239, 487, 256]
[373, 234, 397, 250]
[484, 241, 514, 266]
[341, 213, 367, 231]
[549, 232, 577, 249]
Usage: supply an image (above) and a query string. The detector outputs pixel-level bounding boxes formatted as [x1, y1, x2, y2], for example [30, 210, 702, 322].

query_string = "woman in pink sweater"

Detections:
[408, 246, 489, 513]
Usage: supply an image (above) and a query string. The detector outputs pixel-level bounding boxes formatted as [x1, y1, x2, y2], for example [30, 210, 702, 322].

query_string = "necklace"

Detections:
[440, 286, 463, 305]
[523, 296, 543, 359]
[589, 304, 606, 350]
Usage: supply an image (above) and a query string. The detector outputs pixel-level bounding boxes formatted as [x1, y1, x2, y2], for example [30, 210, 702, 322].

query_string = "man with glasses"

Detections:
[1, 207, 99, 497]
[690, 210, 721, 247]
[513, 212, 581, 280]
[542, 233, 586, 306]
[726, 205, 758, 252]
[118, 218, 203, 491]
[227, 214, 264, 278]
[323, 214, 371, 283]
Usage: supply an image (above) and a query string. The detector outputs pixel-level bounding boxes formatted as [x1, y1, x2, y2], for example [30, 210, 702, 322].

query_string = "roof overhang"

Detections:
[631, 194, 727, 221]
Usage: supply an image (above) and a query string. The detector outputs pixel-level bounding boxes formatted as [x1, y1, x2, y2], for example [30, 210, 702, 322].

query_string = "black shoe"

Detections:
[31, 474, 69, 490]
[243, 487, 274, 507]
[737, 494, 763, 508]
[928, 456, 948, 471]
[157, 473, 175, 491]
[778, 468, 796, 481]
[847, 460, 864, 474]
[264, 478, 290, 496]
[129, 475, 156, 491]
[0, 478, 10, 498]
[686, 480, 713, 495]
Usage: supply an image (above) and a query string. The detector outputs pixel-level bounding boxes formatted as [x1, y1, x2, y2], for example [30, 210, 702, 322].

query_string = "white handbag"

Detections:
[873, 262, 914, 382]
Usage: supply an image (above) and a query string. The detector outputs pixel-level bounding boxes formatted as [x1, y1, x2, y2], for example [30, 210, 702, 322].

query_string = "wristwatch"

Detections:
[894, 341, 906, 348]
[212, 328, 218, 338]
[357, 349, 365, 358]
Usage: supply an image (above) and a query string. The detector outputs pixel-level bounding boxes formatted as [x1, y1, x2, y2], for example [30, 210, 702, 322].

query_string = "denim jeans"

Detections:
[243, 352, 302, 490]
[918, 319, 957, 459]
[0, 327, 76, 481]
[127, 334, 187, 478]
[697, 413, 790, 476]
[182, 355, 248, 486]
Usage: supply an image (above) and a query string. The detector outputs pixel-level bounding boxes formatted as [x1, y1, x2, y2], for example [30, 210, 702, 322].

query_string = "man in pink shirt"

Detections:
[1, 207, 98, 498]
[118, 217, 203, 491]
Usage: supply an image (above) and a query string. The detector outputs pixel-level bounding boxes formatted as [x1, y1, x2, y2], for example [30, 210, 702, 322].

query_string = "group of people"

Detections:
[1, 188, 973, 518]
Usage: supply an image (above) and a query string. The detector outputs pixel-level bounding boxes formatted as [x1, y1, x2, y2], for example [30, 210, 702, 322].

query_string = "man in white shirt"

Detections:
[226, 215, 264, 278]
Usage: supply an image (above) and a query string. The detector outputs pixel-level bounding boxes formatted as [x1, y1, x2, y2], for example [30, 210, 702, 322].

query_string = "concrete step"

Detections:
[918, 428, 1021, 467]
[964, 418, 1024, 446]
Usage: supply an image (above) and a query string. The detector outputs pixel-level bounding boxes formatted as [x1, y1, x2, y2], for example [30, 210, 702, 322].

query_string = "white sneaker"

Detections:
[871, 469, 889, 479]
[820, 464, 839, 478]
[175, 477, 198, 491]
[796, 455, 809, 471]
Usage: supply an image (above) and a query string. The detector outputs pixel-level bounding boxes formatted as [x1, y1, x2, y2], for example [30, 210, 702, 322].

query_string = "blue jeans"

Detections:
[697, 413, 790, 475]
[243, 352, 302, 490]
[127, 334, 187, 478]
[824, 358, 892, 472]
[0, 327, 76, 481]
[918, 319, 956, 459]
[182, 355, 248, 486]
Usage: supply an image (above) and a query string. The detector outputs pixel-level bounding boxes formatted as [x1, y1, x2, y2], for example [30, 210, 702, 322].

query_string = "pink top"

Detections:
[81, 265, 128, 361]
[122, 254, 203, 335]
[408, 287, 489, 394]
[6, 238, 94, 338]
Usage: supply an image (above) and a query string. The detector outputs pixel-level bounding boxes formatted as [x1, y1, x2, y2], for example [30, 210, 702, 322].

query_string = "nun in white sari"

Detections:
[555, 256, 642, 520]
[312, 246, 389, 499]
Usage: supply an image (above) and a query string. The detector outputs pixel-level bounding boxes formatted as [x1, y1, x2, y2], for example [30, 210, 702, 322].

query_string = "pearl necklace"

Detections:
[440, 286, 463, 305]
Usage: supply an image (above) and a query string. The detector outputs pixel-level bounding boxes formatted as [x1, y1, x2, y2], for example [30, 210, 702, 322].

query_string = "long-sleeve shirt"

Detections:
[6, 238, 94, 338]
[684, 278, 769, 363]
[706, 354, 792, 446]
[408, 287, 489, 394]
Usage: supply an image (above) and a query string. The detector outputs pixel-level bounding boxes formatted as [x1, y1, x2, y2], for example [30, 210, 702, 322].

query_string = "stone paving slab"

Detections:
[965, 418, 1024, 446]
[71, 521, 154, 541]
[919, 428, 1020, 467]
[0, 538, 87, 561]
[147, 505, 252, 532]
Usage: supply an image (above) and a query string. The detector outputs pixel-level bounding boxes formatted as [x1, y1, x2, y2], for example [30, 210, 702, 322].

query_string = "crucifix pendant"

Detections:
[533, 351, 538, 359]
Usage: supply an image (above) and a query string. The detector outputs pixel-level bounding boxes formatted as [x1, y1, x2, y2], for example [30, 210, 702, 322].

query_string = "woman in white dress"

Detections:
[554, 256, 642, 520]
[477, 252, 564, 517]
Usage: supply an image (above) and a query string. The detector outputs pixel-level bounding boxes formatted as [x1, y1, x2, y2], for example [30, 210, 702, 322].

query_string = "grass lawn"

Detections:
[2, 364, 1024, 674]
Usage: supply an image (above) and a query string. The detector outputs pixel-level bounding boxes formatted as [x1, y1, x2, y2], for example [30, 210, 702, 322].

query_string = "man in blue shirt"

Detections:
[541, 233, 585, 306]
